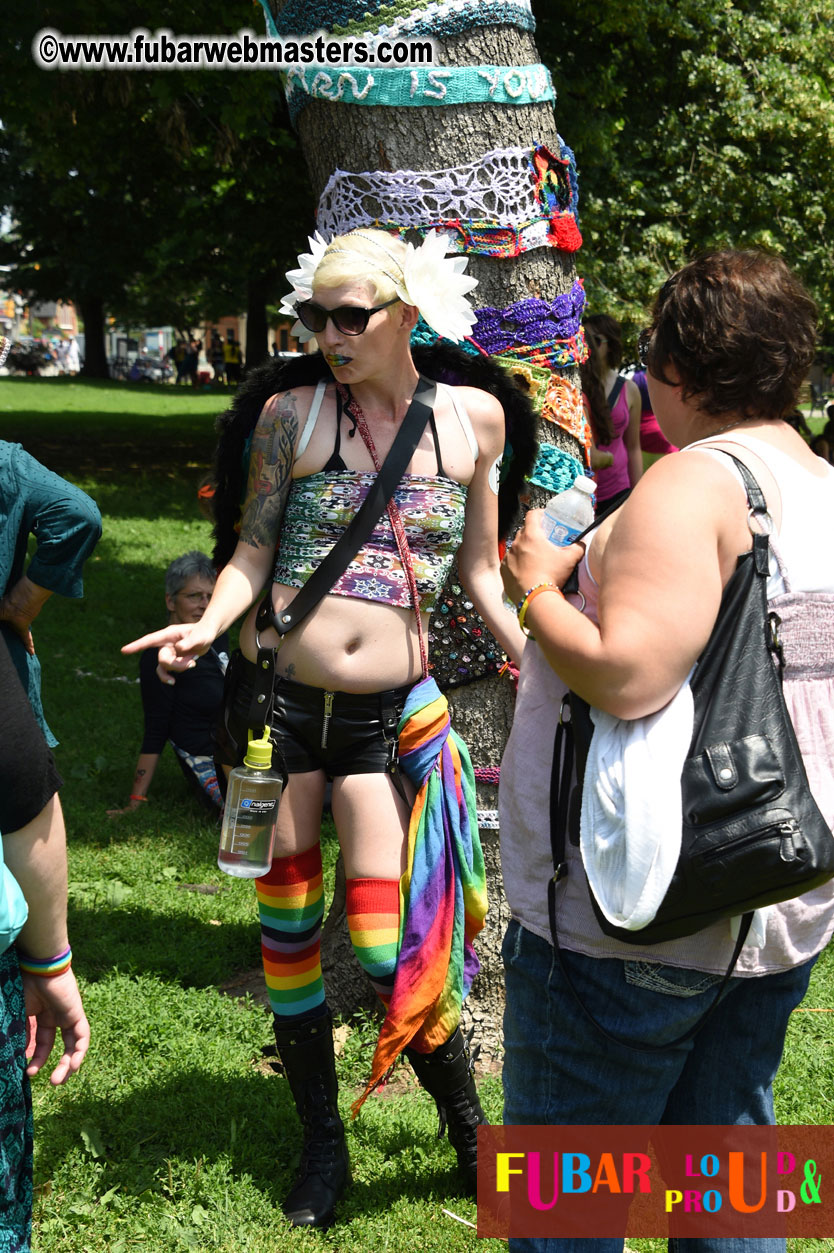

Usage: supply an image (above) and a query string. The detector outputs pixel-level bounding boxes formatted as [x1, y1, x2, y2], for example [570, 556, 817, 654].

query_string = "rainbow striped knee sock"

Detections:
[346, 877, 400, 1010]
[257, 845, 326, 1024]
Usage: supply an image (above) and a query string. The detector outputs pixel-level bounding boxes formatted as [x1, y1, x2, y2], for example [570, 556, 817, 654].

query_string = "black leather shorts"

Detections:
[218, 655, 411, 779]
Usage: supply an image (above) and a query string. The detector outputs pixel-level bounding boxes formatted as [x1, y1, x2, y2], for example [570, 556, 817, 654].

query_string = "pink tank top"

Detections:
[593, 381, 631, 502]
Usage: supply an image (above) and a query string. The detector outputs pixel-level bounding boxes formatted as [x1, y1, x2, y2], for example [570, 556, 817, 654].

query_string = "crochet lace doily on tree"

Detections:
[317, 143, 576, 239]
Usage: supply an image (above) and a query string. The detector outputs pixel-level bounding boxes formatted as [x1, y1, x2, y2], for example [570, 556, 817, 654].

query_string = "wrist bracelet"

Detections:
[518, 582, 563, 637]
[130, 794, 148, 803]
[17, 944, 72, 978]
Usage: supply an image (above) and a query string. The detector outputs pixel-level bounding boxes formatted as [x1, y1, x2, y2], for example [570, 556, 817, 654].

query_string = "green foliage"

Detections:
[0, 2, 313, 367]
[537, 0, 834, 347]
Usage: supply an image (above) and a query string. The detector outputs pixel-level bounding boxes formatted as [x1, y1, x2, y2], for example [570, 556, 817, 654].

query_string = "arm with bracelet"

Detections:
[4, 795, 88, 1085]
[0, 635, 88, 1088]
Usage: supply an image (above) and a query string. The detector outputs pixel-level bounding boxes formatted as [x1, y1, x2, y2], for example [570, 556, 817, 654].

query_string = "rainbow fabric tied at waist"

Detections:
[353, 674, 487, 1112]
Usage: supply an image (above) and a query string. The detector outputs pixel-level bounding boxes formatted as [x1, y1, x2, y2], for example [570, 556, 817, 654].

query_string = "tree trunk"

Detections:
[78, 295, 109, 378]
[245, 274, 271, 372]
[271, 6, 582, 1057]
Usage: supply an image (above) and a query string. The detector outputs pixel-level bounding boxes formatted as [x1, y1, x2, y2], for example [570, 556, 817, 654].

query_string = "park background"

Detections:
[2, 1, 834, 1250]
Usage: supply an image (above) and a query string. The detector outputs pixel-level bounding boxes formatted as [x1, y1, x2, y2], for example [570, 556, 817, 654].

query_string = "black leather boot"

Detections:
[273, 1011, 350, 1229]
[405, 1025, 488, 1195]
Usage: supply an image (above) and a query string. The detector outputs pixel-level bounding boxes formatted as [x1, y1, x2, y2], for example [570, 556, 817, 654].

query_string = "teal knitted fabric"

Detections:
[283, 63, 555, 124]
[527, 444, 584, 496]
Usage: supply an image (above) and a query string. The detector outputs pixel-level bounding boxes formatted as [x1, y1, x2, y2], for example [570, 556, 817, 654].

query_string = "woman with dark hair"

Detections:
[581, 313, 643, 511]
[500, 251, 834, 1253]
[123, 228, 532, 1229]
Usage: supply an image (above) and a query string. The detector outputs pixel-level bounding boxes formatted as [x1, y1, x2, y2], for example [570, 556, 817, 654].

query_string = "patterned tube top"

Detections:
[273, 470, 467, 611]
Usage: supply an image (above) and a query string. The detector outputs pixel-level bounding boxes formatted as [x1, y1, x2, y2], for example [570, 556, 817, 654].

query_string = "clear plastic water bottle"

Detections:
[217, 731, 284, 878]
[542, 475, 596, 547]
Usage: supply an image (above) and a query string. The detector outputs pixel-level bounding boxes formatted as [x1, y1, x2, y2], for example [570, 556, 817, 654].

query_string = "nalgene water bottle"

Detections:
[217, 730, 283, 877]
[542, 475, 596, 547]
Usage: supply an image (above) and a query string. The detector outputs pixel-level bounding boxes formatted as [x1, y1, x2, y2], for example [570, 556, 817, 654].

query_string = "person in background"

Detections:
[63, 338, 81, 376]
[782, 408, 812, 440]
[581, 314, 643, 512]
[210, 332, 226, 386]
[0, 441, 101, 746]
[171, 340, 189, 385]
[108, 552, 228, 816]
[186, 339, 203, 388]
[223, 335, 242, 386]
[0, 620, 90, 1249]
[809, 402, 834, 465]
[631, 367, 678, 456]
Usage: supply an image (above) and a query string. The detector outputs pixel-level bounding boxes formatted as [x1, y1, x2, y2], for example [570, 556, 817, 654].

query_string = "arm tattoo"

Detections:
[239, 392, 299, 550]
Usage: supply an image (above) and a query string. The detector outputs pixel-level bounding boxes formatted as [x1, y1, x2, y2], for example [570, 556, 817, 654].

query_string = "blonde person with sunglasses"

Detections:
[123, 229, 529, 1230]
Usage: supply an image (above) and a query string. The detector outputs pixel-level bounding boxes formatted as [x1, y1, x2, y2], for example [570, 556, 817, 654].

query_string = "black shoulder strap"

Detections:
[256, 375, 437, 640]
[607, 375, 625, 408]
[703, 450, 771, 576]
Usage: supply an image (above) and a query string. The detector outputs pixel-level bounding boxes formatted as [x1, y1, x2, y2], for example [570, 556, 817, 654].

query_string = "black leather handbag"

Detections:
[548, 456, 834, 1047]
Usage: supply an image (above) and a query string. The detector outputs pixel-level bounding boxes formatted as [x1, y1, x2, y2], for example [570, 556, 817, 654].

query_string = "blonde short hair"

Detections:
[313, 229, 408, 303]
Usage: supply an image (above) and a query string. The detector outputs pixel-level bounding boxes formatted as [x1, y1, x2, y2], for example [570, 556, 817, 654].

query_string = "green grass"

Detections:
[1, 377, 832, 1252]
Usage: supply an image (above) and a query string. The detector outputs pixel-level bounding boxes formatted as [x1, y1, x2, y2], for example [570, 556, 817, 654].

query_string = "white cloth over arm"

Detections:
[580, 678, 694, 931]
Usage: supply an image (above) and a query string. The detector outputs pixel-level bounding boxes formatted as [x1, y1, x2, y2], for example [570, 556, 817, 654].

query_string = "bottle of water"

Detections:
[217, 731, 284, 878]
[542, 476, 596, 547]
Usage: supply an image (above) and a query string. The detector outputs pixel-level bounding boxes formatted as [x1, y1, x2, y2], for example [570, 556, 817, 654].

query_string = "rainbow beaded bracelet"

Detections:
[517, 583, 563, 636]
[17, 945, 72, 978]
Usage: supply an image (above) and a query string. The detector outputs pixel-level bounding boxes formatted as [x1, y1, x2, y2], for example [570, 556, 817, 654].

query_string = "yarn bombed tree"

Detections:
[260, 0, 589, 1055]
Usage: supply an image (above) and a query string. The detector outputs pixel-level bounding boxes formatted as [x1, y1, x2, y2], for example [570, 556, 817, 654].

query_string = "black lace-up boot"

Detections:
[272, 1011, 350, 1229]
[405, 1025, 488, 1194]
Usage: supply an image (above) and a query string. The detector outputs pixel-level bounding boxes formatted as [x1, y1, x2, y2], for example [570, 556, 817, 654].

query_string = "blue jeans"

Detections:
[501, 920, 816, 1253]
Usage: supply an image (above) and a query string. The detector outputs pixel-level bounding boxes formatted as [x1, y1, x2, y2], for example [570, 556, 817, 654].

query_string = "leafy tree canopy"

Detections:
[0, 2, 311, 371]
[537, 0, 834, 351]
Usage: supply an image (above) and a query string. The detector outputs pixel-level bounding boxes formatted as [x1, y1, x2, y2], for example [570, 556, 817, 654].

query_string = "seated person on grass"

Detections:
[108, 552, 229, 815]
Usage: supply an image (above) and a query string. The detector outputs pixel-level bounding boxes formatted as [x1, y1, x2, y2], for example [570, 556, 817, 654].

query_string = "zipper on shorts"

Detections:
[321, 691, 335, 749]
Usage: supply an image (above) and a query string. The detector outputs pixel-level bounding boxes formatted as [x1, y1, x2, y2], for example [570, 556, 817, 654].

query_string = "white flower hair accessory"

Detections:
[279, 231, 329, 342]
[397, 230, 479, 343]
[279, 227, 479, 344]
[0, 337, 10, 370]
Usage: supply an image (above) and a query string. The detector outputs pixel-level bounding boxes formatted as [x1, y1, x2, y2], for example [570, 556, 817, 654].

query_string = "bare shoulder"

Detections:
[624, 444, 742, 512]
[625, 377, 642, 405]
[605, 447, 748, 568]
[257, 384, 318, 432]
[445, 384, 504, 440]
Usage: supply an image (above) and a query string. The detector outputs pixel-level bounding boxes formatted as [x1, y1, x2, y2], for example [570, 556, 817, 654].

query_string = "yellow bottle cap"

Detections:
[244, 729, 273, 769]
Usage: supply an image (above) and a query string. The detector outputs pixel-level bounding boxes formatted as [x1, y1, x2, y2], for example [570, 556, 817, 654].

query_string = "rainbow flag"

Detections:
[353, 675, 487, 1113]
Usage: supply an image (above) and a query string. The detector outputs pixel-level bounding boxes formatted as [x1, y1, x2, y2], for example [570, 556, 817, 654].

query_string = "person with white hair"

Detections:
[109, 552, 228, 816]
